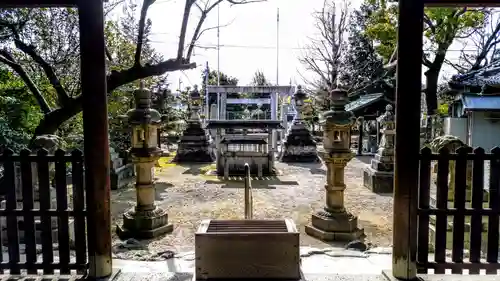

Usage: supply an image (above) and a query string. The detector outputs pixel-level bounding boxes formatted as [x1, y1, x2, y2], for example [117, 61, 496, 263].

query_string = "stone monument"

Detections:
[305, 88, 364, 241]
[116, 82, 173, 239]
[109, 146, 134, 190]
[173, 85, 214, 163]
[279, 85, 319, 163]
[363, 105, 395, 193]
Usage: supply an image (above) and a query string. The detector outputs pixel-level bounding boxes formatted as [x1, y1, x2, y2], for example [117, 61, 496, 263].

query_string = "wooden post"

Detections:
[78, 1, 112, 278]
[392, 0, 423, 279]
[357, 118, 363, 156]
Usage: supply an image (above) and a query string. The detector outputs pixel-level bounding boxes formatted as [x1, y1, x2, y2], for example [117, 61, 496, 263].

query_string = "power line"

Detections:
[148, 40, 488, 52]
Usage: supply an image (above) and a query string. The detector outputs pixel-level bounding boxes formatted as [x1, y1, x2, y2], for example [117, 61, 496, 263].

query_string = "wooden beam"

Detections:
[0, 0, 77, 7]
[391, 0, 423, 279]
[207, 86, 294, 94]
[0, 0, 107, 8]
[423, 0, 500, 6]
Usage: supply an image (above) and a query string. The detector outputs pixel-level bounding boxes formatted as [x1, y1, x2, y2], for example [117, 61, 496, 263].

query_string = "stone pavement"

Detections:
[111, 246, 392, 281]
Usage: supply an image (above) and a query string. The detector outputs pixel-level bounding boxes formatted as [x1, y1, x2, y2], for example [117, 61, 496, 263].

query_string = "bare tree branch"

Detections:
[13, 38, 71, 106]
[177, 0, 196, 61]
[186, 0, 223, 60]
[0, 49, 51, 114]
[134, 0, 156, 66]
[299, 0, 349, 91]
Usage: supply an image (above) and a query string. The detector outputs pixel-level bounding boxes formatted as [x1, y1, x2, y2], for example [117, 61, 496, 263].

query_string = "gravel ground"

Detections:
[111, 156, 393, 260]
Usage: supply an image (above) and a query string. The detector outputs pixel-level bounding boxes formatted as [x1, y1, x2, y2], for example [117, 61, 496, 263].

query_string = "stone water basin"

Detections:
[195, 219, 301, 280]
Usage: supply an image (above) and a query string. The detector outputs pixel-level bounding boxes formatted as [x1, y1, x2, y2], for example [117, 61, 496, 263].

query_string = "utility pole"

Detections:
[276, 7, 280, 86]
[217, 4, 221, 119]
[205, 62, 210, 120]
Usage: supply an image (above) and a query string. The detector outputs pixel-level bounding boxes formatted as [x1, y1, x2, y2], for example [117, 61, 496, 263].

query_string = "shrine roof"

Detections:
[461, 95, 500, 111]
[449, 62, 500, 91]
[345, 93, 390, 112]
[206, 120, 283, 129]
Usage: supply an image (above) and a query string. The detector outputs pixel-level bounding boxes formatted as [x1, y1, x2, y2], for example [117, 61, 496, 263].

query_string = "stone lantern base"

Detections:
[363, 168, 394, 194]
[363, 149, 394, 193]
[173, 121, 214, 163]
[279, 122, 320, 163]
[305, 209, 364, 242]
[116, 206, 173, 239]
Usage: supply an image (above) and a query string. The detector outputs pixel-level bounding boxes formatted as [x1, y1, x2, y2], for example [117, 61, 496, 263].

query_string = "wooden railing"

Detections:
[418, 146, 500, 274]
[0, 148, 87, 275]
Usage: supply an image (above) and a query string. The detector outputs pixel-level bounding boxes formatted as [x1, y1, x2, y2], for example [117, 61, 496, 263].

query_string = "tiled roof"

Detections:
[450, 62, 500, 88]
[345, 93, 385, 112]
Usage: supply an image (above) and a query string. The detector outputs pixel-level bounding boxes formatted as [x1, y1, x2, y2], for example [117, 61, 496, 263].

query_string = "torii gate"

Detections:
[393, 0, 500, 280]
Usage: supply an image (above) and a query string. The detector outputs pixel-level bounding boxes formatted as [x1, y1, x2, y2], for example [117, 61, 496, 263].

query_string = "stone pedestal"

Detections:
[110, 147, 134, 190]
[363, 151, 394, 193]
[116, 159, 173, 239]
[173, 120, 214, 163]
[363, 105, 395, 194]
[279, 121, 319, 163]
[116, 206, 173, 239]
[306, 151, 364, 242]
[279, 85, 319, 163]
[306, 210, 364, 241]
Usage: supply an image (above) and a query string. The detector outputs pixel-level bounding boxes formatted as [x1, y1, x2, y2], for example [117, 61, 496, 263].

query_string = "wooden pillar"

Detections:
[78, 1, 112, 278]
[392, 0, 423, 279]
[357, 118, 364, 156]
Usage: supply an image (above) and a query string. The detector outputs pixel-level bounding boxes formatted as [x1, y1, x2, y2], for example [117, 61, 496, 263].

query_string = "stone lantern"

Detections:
[305, 88, 364, 241]
[190, 85, 202, 120]
[279, 85, 319, 163]
[173, 85, 214, 163]
[116, 82, 173, 239]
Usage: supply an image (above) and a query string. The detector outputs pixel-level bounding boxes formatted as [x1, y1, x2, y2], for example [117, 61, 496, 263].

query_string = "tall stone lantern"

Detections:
[279, 85, 319, 163]
[116, 82, 173, 239]
[305, 88, 364, 241]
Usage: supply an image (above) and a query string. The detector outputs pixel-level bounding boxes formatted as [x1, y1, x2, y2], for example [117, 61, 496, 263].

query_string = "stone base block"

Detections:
[363, 167, 394, 194]
[280, 145, 320, 163]
[116, 207, 173, 240]
[305, 211, 364, 242]
[173, 146, 214, 163]
[110, 163, 135, 190]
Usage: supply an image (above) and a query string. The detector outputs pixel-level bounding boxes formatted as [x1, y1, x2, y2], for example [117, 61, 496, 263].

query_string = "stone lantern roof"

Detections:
[294, 85, 307, 101]
[322, 88, 355, 126]
[127, 82, 162, 125]
[190, 85, 201, 100]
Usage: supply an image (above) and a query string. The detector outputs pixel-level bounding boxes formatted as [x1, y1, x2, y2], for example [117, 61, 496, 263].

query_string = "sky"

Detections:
[144, 0, 478, 91]
[147, 0, 355, 90]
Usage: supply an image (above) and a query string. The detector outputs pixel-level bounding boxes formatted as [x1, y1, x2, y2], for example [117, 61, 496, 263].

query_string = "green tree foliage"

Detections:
[364, 0, 487, 114]
[0, 68, 43, 152]
[250, 70, 272, 86]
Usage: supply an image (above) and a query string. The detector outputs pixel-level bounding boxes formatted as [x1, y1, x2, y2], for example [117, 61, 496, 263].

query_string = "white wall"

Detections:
[443, 117, 467, 144]
[471, 112, 500, 150]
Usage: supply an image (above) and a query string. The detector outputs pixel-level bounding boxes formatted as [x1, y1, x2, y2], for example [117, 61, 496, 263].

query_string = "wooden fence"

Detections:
[418, 146, 500, 274]
[0, 148, 87, 275]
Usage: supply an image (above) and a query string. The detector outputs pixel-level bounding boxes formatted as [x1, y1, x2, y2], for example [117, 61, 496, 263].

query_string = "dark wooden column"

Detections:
[392, 0, 423, 279]
[78, 0, 112, 278]
[357, 119, 364, 156]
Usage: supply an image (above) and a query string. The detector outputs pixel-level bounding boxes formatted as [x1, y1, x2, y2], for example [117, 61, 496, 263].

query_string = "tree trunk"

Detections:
[424, 68, 439, 142]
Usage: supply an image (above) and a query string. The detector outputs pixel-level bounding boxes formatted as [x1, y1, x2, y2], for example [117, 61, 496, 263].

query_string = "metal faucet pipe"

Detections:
[244, 163, 253, 219]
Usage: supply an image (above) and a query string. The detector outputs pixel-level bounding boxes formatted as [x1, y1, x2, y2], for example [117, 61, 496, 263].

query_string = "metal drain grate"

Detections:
[206, 219, 288, 233]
